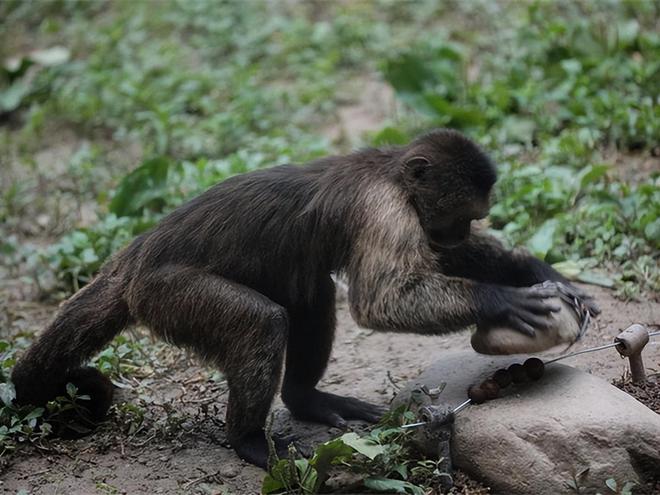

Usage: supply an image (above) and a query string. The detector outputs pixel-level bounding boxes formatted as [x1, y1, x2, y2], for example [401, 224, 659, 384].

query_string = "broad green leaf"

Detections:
[576, 271, 616, 288]
[552, 260, 583, 279]
[29, 46, 70, 66]
[66, 382, 78, 398]
[261, 470, 286, 494]
[364, 477, 425, 495]
[295, 458, 318, 492]
[310, 437, 354, 490]
[527, 218, 559, 259]
[0, 383, 16, 406]
[23, 407, 45, 422]
[422, 95, 484, 127]
[605, 478, 617, 492]
[621, 481, 637, 495]
[340, 432, 385, 460]
[381, 54, 435, 96]
[644, 218, 660, 243]
[578, 164, 609, 190]
[109, 157, 172, 217]
[0, 82, 30, 112]
[372, 127, 409, 146]
[261, 459, 300, 494]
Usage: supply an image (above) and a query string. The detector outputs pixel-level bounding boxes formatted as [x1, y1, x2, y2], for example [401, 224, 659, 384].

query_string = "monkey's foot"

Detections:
[283, 389, 387, 428]
[232, 431, 296, 469]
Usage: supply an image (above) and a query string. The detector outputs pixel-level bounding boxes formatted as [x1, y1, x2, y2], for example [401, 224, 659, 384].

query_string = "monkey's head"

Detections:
[400, 129, 497, 249]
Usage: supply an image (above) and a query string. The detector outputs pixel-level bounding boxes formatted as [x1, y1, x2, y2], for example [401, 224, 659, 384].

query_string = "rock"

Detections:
[394, 351, 660, 495]
[219, 464, 239, 479]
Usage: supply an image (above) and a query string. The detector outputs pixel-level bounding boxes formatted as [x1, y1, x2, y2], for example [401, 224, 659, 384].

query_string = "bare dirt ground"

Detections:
[0, 282, 658, 495]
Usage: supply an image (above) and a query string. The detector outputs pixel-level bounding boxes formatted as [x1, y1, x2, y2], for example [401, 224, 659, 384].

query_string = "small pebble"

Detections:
[219, 465, 239, 478]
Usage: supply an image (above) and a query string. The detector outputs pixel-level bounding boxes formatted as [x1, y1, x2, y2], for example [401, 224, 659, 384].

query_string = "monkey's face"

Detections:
[426, 214, 478, 248]
[411, 175, 490, 248]
[400, 133, 495, 249]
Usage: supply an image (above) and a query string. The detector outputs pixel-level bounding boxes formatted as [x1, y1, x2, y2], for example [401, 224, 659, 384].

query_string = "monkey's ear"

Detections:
[405, 156, 431, 179]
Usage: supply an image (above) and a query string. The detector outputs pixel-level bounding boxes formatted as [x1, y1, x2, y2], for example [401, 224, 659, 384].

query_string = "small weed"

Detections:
[604, 478, 637, 495]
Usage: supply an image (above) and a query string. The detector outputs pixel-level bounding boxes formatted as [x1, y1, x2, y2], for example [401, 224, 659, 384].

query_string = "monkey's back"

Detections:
[115, 163, 355, 307]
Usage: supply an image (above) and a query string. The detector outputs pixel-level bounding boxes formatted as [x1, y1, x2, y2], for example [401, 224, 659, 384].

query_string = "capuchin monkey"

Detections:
[12, 129, 598, 467]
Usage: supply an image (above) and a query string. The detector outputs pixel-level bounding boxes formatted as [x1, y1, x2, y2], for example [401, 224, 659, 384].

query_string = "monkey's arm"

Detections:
[347, 266, 557, 335]
[438, 229, 565, 287]
[345, 202, 558, 335]
[437, 229, 599, 315]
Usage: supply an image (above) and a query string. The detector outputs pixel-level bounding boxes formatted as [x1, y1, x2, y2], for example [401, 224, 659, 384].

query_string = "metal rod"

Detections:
[452, 398, 472, 414]
[401, 398, 471, 429]
[544, 341, 622, 364]
[401, 421, 427, 429]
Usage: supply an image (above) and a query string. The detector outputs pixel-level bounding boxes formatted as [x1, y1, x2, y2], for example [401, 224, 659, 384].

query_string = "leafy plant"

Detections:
[604, 477, 636, 495]
[92, 335, 152, 382]
[262, 407, 447, 494]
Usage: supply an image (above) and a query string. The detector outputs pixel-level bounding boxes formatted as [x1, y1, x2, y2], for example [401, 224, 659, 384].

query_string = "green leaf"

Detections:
[644, 218, 660, 243]
[552, 260, 583, 279]
[262, 457, 317, 494]
[576, 271, 616, 288]
[382, 54, 435, 96]
[261, 472, 285, 494]
[527, 218, 559, 259]
[0, 81, 30, 112]
[621, 481, 637, 495]
[364, 477, 425, 495]
[605, 478, 617, 492]
[578, 164, 609, 190]
[66, 382, 78, 398]
[310, 437, 354, 490]
[0, 383, 16, 406]
[109, 157, 172, 217]
[340, 432, 385, 460]
[295, 458, 318, 492]
[422, 95, 484, 127]
[23, 407, 45, 422]
[372, 127, 409, 146]
[29, 46, 70, 66]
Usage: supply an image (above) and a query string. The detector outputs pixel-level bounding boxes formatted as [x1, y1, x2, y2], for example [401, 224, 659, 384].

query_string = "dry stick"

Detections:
[402, 330, 659, 429]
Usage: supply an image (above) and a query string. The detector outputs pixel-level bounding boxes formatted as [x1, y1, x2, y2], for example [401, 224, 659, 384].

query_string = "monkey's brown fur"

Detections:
[12, 129, 596, 467]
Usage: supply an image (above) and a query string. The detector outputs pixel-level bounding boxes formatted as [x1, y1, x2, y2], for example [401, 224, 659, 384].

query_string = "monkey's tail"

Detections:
[11, 273, 132, 420]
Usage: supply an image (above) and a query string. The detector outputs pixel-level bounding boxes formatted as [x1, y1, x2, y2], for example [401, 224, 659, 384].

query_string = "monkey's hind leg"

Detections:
[12, 274, 131, 421]
[126, 265, 291, 468]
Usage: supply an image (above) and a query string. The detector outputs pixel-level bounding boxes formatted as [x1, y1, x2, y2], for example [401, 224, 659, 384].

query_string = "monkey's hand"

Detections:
[555, 281, 601, 317]
[478, 284, 561, 337]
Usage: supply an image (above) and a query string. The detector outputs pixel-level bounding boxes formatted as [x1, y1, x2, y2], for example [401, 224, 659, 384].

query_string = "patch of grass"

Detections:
[377, 1, 660, 296]
[0, 333, 154, 455]
[0, 379, 97, 455]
